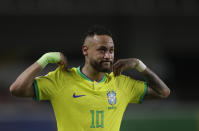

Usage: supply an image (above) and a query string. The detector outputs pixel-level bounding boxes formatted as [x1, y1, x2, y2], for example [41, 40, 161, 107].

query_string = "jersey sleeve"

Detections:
[120, 76, 148, 104]
[33, 67, 62, 101]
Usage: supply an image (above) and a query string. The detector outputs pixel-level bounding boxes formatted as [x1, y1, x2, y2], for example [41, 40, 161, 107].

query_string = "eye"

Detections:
[97, 47, 106, 53]
[109, 49, 114, 53]
[99, 49, 105, 53]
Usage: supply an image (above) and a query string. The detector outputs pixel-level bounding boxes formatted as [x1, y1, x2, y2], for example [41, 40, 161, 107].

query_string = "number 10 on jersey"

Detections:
[90, 110, 104, 128]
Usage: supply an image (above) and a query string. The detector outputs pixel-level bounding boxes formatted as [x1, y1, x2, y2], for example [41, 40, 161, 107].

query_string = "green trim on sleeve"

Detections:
[138, 82, 148, 103]
[33, 80, 40, 101]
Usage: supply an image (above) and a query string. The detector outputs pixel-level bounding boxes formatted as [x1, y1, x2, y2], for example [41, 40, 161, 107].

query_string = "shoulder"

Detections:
[56, 66, 77, 76]
[45, 66, 77, 79]
[105, 72, 136, 83]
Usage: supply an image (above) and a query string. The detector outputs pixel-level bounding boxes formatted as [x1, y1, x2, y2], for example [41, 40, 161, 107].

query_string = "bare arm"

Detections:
[142, 68, 170, 99]
[10, 52, 67, 97]
[10, 62, 42, 97]
[113, 58, 170, 99]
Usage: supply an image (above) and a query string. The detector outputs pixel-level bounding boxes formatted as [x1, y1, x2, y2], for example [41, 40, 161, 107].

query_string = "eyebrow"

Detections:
[98, 45, 114, 48]
[97, 46, 114, 51]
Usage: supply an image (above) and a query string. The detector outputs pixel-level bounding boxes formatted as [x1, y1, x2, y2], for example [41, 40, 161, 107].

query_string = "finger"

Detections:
[114, 63, 123, 76]
[113, 61, 121, 74]
[117, 65, 124, 76]
[113, 63, 119, 76]
[114, 68, 120, 76]
[118, 66, 125, 75]
[61, 53, 67, 64]
[62, 58, 67, 67]
[62, 59, 68, 70]
[113, 60, 122, 69]
[59, 53, 68, 71]
[118, 63, 127, 75]
[58, 61, 68, 71]
[112, 63, 116, 76]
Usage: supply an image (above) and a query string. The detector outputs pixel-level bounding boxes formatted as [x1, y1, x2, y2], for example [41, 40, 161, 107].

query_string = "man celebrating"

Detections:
[10, 25, 170, 131]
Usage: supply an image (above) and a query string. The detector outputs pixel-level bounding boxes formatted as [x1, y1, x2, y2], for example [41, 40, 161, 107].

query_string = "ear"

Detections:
[82, 45, 88, 56]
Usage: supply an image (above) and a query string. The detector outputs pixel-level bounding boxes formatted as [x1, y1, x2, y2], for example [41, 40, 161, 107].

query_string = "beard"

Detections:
[90, 59, 113, 73]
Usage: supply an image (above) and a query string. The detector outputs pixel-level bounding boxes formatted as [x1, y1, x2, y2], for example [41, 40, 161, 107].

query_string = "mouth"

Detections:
[101, 61, 112, 65]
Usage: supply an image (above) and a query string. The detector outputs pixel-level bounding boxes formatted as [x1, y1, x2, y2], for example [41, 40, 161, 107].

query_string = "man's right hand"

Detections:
[37, 52, 67, 69]
[57, 52, 68, 70]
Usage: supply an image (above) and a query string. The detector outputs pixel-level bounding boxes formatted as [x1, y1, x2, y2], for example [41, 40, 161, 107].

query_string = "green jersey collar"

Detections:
[76, 66, 106, 83]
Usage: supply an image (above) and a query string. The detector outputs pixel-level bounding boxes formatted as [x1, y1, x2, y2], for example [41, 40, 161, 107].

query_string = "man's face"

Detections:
[83, 35, 114, 72]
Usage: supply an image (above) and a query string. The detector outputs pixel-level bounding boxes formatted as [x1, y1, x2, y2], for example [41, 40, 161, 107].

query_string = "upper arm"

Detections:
[34, 74, 57, 101]
[34, 67, 64, 101]
[121, 76, 147, 104]
[10, 82, 35, 98]
[144, 86, 168, 100]
[27, 84, 35, 97]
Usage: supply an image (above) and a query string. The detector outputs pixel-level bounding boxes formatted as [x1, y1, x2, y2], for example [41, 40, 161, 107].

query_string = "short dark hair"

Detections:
[82, 25, 113, 43]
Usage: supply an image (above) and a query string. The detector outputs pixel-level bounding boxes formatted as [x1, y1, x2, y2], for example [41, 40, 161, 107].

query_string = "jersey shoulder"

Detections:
[106, 72, 142, 90]
[45, 66, 78, 82]
[106, 72, 136, 82]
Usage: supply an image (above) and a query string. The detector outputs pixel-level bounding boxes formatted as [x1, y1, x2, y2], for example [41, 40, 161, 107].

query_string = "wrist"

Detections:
[37, 52, 61, 68]
[135, 59, 147, 72]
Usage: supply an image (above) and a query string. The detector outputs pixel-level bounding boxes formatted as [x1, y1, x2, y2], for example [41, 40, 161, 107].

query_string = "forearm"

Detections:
[141, 68, 170, 98]
[10, 62, 43, 97]
[10, 52, 66, 97]
[15, 62, 42, 88]
[113, 58, 170, 99]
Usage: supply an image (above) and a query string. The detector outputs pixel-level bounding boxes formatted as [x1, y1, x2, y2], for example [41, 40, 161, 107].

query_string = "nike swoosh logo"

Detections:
[73, 93, 85, 98]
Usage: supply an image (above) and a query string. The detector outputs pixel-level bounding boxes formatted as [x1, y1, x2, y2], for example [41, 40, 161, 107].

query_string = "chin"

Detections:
[100, 67, 111, 73]
[91, 62, 112, 73]
[101, 64, 112, 72]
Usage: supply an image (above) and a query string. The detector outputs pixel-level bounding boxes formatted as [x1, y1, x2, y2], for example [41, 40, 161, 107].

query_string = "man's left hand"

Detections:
[112, 58, 139, 76]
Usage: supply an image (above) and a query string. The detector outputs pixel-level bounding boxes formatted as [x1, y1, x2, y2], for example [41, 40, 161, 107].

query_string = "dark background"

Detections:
[0, 0, 199, 131]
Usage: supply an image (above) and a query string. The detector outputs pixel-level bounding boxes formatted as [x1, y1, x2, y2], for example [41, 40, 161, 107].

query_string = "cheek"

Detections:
[95, 52, 104, 58]
[89, 51, 105, 60]
[88, 51, 97, 58]
[111, 54, 114, 59]
[89, 53, 101, 61]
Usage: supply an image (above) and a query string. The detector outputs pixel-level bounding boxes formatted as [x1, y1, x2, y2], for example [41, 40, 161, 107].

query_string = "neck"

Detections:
[82, 64, 104, 82]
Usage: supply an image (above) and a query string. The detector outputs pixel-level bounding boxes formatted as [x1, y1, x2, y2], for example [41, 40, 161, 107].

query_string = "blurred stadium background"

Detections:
[0, 0, 199, 131]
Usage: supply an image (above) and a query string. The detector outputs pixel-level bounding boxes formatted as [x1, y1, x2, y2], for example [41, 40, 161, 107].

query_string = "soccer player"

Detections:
[10, 25, 170, 131]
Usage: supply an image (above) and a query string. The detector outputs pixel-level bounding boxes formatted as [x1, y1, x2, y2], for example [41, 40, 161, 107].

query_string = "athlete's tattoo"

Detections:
[142, 68, 169, 98]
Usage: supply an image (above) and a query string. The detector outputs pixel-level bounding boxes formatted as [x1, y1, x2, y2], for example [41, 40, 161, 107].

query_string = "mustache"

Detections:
[100, 61, 113, 64]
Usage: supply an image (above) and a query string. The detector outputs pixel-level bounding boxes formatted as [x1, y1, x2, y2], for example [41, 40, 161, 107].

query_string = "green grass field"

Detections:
[120, 104, 199, 131]
[121, 118, 197, 131]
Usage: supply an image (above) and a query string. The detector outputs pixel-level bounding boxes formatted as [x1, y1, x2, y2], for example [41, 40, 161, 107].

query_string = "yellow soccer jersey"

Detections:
[33, 66, 147, 131]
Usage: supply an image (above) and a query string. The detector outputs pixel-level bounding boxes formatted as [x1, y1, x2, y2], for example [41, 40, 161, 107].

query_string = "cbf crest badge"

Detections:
[107, 91, 117, 105]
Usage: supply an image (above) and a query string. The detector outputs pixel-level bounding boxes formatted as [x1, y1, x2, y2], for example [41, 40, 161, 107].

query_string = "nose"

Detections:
[104, 52, 111, 59]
